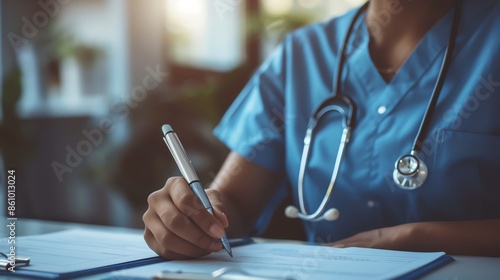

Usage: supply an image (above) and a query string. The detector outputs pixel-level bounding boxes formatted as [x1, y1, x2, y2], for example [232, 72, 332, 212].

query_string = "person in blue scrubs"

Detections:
[143, 0, 500, 259]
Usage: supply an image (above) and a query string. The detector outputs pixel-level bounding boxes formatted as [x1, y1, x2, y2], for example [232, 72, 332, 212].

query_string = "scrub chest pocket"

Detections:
[431, 129, 500, 220]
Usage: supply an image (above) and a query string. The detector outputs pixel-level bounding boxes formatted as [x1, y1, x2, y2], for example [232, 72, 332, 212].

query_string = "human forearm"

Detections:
[209, 151, 283, 238]
[331, 219, 500, 257]
[412, 219, 500, 257]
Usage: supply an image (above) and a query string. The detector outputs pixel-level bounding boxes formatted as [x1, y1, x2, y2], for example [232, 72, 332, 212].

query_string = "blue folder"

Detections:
[0, 229, 253, 280]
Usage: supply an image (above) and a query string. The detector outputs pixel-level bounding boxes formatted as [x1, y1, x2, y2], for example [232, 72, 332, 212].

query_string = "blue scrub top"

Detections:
[214, 0, 500, 243]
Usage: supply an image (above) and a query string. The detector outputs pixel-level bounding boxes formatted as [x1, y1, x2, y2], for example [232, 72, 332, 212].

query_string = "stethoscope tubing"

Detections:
[411, 0, 463, 152]
[293, 0, 463, 221]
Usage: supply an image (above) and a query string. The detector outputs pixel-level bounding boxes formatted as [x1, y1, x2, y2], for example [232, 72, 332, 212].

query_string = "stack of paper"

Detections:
[0, 229, 452, 279]
[0, 229, 162, 279]
[114, 242, 452, 280]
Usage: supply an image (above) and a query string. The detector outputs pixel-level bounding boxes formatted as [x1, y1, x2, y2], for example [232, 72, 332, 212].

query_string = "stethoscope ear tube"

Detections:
[293, 103, 351, 222]
[312, 95, 355, 129]
[287, 2, 366, 223]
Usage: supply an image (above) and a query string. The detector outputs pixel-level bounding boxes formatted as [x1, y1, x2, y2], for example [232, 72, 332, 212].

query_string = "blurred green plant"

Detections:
[246, 13, 315, 41]
[171, 11, 315, 123]
[0, 68, 22, 149]
[53, 34, 103, 67]
[0, 68, 22, 123]
[0, 67, 26, 172]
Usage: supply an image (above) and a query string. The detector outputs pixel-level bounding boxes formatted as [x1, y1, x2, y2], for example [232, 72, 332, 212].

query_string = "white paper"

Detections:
[115, 243, 447, 280]
[0, 229, 158, 274]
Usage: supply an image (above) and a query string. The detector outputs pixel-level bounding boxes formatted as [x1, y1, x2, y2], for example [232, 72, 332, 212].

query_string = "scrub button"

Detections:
[367, 200, 375, 208]
[377, 106, 387, 114]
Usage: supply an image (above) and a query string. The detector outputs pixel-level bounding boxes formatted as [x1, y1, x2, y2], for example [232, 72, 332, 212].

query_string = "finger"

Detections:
[330, 239, 350, 246]
[170, 178, 226, 239]
[144, 227, 203, 259]
[144, 213, 216, 259]
[328, 240, 357, 248]
[206, 189, 229, 228]
[214, 209, 229, 229]
[329, 239, 369, 249]
[331, 240, 356, 247]
[154, 194, 223, 252]
[329, 232, 363, 247]
[147, 179, 223, 252]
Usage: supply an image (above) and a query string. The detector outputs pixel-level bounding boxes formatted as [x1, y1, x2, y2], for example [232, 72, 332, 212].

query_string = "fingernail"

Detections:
[332, 244, 345, 248]
[221, 212, 229, 227]
[209, 225, 224, 238]
[209, 241, 222, 252]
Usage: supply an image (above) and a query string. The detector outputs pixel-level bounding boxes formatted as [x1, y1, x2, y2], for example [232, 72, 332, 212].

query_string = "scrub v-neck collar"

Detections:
[345, 8, 456, 106]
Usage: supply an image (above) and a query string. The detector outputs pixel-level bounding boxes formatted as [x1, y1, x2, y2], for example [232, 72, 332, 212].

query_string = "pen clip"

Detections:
[162, 132, 199, 184]
[0, 256, 30, 270]
[154, 268, 288, 280]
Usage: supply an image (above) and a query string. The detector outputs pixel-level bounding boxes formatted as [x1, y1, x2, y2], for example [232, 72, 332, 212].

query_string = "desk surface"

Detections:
[4, 219, 500, 280]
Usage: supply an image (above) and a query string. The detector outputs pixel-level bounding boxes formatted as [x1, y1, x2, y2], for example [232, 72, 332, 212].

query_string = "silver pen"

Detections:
[162, 124, 233, 258]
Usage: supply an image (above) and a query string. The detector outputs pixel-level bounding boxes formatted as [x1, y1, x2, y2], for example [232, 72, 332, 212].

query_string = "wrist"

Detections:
[403, 222, 436, 252]
[393, 222, 424, 251]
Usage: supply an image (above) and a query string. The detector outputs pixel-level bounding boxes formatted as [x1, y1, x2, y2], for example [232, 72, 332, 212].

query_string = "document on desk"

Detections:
[0, 229, 162, 279]
[114, 243, 452, 280]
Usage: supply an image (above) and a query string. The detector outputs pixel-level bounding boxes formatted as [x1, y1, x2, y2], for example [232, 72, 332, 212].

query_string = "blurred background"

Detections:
[0, 0, 364, 234]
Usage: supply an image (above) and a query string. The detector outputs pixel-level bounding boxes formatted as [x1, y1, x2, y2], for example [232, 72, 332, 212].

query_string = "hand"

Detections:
[143, 177, 229, 259]
[329, 223, 418, 251]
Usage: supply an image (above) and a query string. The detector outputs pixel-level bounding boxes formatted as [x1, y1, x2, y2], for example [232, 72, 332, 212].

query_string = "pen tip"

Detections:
[229, 252, 233, 258]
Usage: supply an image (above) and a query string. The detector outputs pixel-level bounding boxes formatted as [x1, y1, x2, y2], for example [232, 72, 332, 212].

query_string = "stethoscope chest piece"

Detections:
[393, 152, 428, 190]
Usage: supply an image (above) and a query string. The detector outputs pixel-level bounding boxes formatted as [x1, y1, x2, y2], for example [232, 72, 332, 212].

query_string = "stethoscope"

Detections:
[285, 0, 462, 222]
